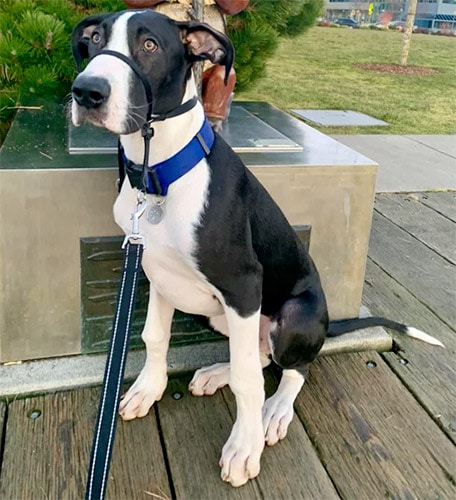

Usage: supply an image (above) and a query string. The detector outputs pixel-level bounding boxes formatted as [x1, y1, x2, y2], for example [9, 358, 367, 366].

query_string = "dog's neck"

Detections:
[119, 77, 205, 166]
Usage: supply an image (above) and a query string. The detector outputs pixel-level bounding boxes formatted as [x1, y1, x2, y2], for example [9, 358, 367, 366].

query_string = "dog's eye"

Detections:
[92, 32, 101, 44]
[143, 39, 157, 52]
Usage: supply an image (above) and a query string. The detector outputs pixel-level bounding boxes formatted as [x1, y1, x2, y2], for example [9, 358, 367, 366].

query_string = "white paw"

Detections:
[262, 394, 294, 446]
[188, 363, 230, 396]
[220, 422, 264, 487]
[119, 366, 167, 421]
[262, 370, 304, 446]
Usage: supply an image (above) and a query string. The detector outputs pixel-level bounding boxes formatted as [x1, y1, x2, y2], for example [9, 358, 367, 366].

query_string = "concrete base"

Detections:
[0, 325, 391, 398]
[0, 101, 377, 363]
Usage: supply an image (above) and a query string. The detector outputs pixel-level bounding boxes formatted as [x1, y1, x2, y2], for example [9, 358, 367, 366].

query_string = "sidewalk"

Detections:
[332, 134, 456, 192]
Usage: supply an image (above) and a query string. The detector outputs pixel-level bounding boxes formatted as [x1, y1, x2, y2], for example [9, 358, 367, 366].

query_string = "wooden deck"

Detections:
[1, 192, 455, 499]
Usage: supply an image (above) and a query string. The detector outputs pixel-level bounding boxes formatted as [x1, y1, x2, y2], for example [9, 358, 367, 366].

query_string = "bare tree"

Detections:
[400, 0, 418, 66]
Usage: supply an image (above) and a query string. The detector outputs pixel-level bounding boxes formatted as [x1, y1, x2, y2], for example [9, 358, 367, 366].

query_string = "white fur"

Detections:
[405, 326, 445, 347]
[220, 307, 264, 487]
[119, 285, 173, 420]
[72, 12, 136, 132]
[189, 353, 271, 397]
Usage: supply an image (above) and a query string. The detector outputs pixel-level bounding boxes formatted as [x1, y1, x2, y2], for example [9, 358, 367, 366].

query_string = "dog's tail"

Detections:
[327, 317, 445, 347]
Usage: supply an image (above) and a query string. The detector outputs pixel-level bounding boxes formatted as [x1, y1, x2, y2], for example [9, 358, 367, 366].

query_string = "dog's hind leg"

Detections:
[119, 285, 174, 420]
[189, 314, 272, 396]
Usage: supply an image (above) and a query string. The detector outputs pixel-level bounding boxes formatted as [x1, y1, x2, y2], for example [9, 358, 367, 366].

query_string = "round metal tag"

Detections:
[147, 204, 164, 225]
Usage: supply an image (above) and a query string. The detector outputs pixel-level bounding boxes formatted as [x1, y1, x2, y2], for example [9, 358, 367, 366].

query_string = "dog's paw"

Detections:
[188, 363, 230, 396]
[119, 366, 167, 421]
[220, 422, 264, 487]
[262, 370, 304, 446]
[262, 394, 294, 446]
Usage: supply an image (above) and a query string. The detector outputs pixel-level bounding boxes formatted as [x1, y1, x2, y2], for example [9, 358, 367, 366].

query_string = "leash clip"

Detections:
[122, 192, 147, 249]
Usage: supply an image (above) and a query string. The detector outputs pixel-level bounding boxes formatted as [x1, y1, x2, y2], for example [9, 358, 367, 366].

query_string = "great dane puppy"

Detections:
[71, 10, 443, 487]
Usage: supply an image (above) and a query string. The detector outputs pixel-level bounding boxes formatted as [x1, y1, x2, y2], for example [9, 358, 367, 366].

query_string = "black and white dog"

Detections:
[71, 10, 443, 487]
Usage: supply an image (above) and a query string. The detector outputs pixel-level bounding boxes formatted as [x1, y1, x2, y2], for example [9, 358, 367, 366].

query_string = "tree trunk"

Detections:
[192, 0, 205, 94]
[400, 0, 417, 66]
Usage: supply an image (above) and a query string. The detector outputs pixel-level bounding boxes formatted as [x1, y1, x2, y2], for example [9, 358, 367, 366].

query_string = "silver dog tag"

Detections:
[147, 204, 163, 224]
[147, 198, 165, 225]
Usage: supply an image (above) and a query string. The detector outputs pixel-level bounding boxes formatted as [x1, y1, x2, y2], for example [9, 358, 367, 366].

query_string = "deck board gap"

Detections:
[417, 192, 456, 223]
[153, 403, 177, 500]
[0, 404, 7, 479]
[419, 201, 456, 224]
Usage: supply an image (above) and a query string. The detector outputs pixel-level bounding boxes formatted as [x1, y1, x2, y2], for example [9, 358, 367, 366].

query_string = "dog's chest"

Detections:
[113, 163, 223, 316]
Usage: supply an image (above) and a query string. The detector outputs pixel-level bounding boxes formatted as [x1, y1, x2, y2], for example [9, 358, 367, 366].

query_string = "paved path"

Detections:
[332, 135, 456, 192]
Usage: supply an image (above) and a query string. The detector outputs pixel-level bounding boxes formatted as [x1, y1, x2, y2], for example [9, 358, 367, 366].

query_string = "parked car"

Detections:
[369, 22, 388, 30]
[389, 21, 417, 32]
[334, 18, 360, 29]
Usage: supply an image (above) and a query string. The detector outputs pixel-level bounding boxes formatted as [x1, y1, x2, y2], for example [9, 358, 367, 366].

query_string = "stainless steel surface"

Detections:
[67, 104, 302, 154]
[220, 105, 302, 152]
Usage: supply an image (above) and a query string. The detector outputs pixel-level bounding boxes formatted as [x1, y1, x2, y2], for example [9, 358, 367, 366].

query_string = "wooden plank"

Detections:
[416, 191, 456, 222]
[0, 387, 170, 499]
[364, 258, 456, 443]
[368, 210, 456, 327]
[109, 404, 171, 500]
[159, 374, 340, 499]
[294, 351, 456, 499]
[374, 193, 456, 264]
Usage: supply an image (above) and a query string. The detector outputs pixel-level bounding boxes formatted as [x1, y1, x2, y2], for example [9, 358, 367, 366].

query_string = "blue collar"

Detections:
[120, 117, 214, 196]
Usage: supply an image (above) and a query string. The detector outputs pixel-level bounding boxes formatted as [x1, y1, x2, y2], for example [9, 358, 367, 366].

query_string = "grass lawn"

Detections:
[236, 27, 456, 135]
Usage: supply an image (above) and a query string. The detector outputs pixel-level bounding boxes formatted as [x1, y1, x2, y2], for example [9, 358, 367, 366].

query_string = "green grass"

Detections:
[236, 27, 456, 135]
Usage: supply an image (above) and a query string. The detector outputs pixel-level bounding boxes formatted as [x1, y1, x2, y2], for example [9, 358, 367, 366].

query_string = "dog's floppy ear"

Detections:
[71, 14, 110, 72]
[178, 21, 234, 85]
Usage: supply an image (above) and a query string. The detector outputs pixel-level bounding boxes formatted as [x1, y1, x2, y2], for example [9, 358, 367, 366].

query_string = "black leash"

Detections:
[85, 197, 147, 500]
[85, 238, 144, 500]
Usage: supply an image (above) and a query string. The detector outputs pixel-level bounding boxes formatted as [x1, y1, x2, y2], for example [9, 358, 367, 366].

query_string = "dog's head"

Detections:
[269, 295, 327, 376]
[70, 10, 234, 134]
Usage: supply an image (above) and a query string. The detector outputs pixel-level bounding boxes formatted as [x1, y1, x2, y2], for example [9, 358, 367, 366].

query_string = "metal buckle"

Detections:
[122, 191, 147, 248]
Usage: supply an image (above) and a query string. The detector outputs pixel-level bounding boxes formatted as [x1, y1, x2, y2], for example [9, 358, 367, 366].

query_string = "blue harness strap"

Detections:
[121, 117, 215, 195]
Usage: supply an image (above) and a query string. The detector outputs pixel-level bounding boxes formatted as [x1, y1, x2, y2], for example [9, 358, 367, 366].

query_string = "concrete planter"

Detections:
[0, 101, 378, 363]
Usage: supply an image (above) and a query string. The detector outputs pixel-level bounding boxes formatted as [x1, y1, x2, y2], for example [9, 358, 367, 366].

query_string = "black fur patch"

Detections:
[196, 134, 327, 326]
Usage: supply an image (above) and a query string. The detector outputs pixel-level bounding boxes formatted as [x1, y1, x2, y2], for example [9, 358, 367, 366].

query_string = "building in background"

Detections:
[325, 0, 456, 29]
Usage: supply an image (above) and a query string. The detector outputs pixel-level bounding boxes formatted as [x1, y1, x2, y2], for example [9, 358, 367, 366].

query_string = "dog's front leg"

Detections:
[119, 284, 174, 420]
[221, 307, 265, 487]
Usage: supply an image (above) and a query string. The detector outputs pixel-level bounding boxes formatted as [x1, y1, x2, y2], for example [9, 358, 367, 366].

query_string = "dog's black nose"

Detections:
[72, 75, 111, 109]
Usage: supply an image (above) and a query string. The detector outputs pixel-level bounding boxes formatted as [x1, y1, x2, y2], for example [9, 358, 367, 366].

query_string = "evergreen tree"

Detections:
[0, 0, 322, 137]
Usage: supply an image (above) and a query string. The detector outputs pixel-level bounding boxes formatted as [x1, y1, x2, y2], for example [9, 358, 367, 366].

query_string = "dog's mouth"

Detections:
[71, 102, 107, 127]
[71, 101, 135, 135]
